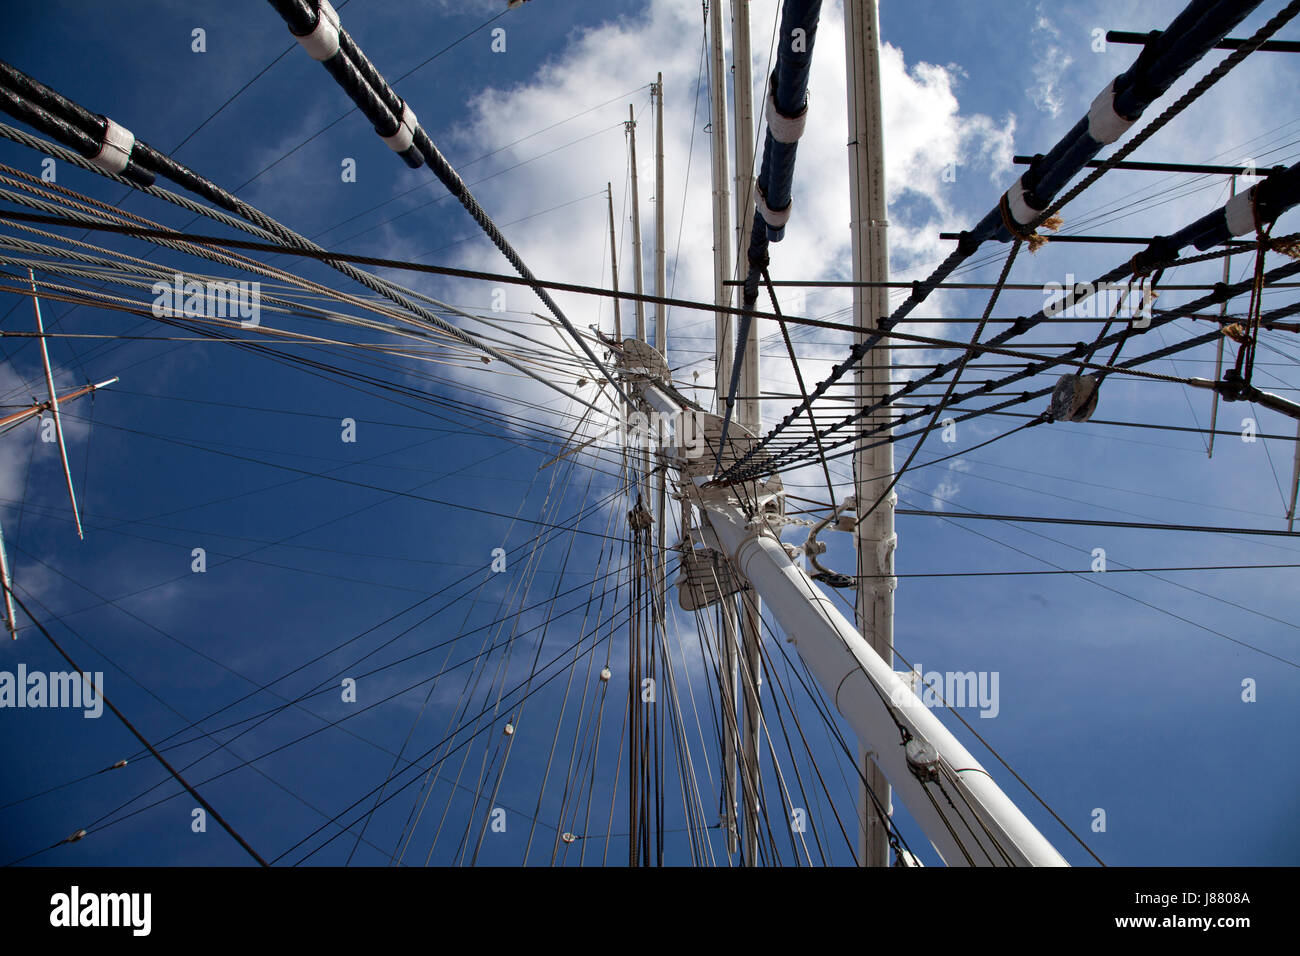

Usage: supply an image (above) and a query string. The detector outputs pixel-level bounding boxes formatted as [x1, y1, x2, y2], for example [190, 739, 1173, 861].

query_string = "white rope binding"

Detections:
[756, 186, 791, 228]
[1004, 175, 1040, 227]
[90, 118, 134, 176]
[380, 102, 418, 153]
[1224, 187, 1258, 236]
[765, 90, 807, 144]
[1087, 78, 1136, 145]
[296, 0, 341, 61]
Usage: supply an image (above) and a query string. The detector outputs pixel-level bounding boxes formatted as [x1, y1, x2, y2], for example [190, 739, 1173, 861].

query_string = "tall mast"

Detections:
[708, 0, 734, 397]
[651, 71, 671, 728]
[845, 0, 895, 868]
[706, 0, 741, 856]
[653, 73, 667, 354]
[641, 380, 1067, 865]
[625, 104, 652, 864]
[731, 0, 759, 433]
[730, 0, 763, 865]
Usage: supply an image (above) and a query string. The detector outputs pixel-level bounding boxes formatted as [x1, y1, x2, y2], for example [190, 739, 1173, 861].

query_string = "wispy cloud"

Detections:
[1028, 6, 1073, 118]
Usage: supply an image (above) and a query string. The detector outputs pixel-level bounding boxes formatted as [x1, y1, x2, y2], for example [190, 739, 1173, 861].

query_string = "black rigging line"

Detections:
[854, 241, 1023, 529]
[0, 583, 270, 867]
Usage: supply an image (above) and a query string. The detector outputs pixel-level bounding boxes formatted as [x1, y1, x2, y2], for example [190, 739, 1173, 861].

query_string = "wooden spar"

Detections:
[0, 377, 118, 431]
[0, 375, 115, 638]
[28, 269, 83, 539]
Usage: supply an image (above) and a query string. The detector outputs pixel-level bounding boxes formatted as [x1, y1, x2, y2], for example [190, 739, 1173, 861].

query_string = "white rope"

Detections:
[1087, 78, 1136, 145]
[380, 102, 418, 153]
[295, 0, 341, 61]
[757, 186, 792, 229]
[765, 90, 807, 144]
[1224, 186, 1258, 236]
[1004, 175, 1040, 227]
[89, 119, 133, 176]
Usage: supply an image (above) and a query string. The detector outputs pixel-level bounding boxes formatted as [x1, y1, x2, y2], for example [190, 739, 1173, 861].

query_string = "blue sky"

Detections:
[0, 0, 1297, 867]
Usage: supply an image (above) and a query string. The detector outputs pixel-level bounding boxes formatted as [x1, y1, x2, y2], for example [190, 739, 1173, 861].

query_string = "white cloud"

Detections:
[1028, 7, 1074, 118]
[387, 0, 1021, 468]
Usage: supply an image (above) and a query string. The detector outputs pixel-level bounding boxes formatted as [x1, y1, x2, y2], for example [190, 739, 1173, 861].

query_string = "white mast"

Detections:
[845, 0, 896, 867]
[640, 385, 1066, 866]
[708, 0, 734, 395]
[706, 0, 741, 855]
[652, 74, 671, 669]
[730, 0, 764, 865]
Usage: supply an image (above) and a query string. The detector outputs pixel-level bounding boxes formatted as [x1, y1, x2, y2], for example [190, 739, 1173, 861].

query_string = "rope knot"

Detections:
[998, 194, 1060, 252]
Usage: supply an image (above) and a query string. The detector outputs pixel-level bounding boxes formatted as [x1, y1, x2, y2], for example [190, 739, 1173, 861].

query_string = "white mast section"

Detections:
[640, 384, 1066, 866]
[706, 0, 741, 855]
[845, 0, 895, 868]
[708, 0, 735, 396]
[730, 0, 763, 865]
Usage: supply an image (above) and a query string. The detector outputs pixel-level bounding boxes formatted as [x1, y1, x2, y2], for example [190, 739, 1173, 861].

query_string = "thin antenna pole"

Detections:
[607, 182, 622, 341]
[28, 269, 83, 539]
[626, 105, 647, 341]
